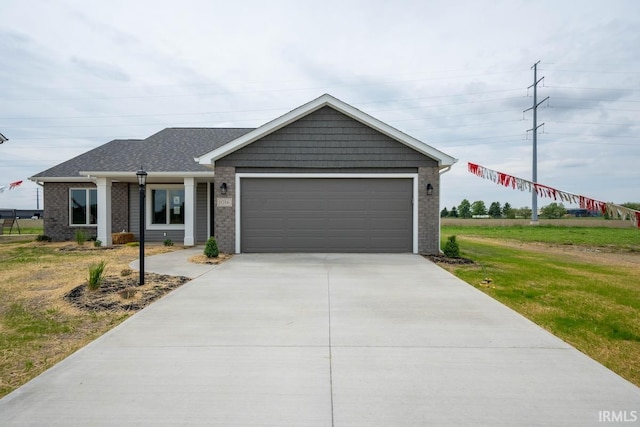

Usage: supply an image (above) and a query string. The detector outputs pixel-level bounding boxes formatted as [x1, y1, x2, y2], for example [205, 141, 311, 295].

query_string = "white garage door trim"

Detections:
[235, 173, 419, 253]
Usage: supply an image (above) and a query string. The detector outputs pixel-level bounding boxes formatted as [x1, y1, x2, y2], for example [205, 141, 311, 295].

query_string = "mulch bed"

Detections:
[423, 254, 475, 265]
[65, 273, 190, 312]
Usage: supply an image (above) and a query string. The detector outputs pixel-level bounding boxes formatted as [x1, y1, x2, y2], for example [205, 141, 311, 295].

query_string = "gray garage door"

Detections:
[240, 178, 413, 252]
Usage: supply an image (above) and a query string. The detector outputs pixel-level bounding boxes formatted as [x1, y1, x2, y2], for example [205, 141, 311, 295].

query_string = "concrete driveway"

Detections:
[1, 253, 639, 426]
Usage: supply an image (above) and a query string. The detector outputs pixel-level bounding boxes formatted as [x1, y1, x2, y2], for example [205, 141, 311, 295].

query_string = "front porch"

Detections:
[91, 174, 214, 247]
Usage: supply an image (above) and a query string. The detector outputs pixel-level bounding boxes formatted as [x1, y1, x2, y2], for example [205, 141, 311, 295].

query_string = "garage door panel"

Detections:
[241, 178, 413, 253]
[370, 218, 411, 228]
[288, 219, 327, 230]
[326, 218, 370, 230]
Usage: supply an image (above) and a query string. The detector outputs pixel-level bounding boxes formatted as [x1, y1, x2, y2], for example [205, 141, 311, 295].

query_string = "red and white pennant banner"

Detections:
[468, 162, 640, 228]
[0, 180, 22, 194]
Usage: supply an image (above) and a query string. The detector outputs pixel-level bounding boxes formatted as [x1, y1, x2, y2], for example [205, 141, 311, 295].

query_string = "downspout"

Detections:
[439, 165, 452, 175]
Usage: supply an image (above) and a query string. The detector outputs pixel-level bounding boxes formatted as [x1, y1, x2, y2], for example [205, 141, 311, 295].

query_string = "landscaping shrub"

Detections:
[204, 237, 219, 258]
[87, 260, 107, 291]
[443, 235, 460, 258]
[94, 239, 102, 247]
[75, 230, 87, 245]
[36, 235, 52, 242]
[163, 239, 173, 246]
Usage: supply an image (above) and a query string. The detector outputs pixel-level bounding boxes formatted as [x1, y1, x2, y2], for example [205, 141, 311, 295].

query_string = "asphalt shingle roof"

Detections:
[32, 128, 254, 178]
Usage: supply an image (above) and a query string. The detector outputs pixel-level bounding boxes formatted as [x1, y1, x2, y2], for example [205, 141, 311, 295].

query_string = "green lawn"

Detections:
[442, 224, 640, 251]
[439, 228, 640, 386]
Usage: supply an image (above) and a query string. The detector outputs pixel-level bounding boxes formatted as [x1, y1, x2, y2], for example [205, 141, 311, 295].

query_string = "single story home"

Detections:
[30, 94, 457, 254]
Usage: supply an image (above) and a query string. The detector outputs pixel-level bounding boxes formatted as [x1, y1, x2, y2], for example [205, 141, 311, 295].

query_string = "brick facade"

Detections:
[43, 181, 128, 241]
[44, 182, 95, 241]
[111, 182, 129, 234]
[212, 166, 236, 253]
[418, 167, 441, 254]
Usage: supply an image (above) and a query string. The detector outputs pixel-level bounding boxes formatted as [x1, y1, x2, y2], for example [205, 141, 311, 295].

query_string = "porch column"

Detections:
[184, 177, 196, 246]
[96, 177, 112, 246]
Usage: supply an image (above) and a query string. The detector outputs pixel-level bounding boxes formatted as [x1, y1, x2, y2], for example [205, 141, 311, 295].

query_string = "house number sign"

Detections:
[217, 198, 232, 207]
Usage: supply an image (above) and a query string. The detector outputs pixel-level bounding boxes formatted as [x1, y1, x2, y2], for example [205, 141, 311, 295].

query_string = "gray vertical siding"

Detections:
[196, 183, 208, 243]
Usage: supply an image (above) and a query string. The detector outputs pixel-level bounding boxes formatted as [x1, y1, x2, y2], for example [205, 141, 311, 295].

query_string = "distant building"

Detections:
[566, 208, 600, 217]
[0, 209, 44, 219]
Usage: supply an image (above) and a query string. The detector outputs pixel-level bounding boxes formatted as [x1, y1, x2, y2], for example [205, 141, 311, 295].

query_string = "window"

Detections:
[70, 188, 97, 226]
[151, 188, 185, 225]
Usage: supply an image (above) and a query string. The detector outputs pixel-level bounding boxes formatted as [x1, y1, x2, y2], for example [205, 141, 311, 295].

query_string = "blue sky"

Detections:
[1, 0, 638, 211]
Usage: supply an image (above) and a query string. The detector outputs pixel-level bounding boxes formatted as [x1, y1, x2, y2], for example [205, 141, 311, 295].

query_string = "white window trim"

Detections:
[235, 173, 419, 254]
[146, 184, 186, 230]
[69, 188, 98, 227]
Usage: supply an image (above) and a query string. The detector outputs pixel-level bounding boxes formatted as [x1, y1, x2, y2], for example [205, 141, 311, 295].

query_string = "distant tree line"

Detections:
[441, 199, 563, 219]
[442, 200, 640, 220]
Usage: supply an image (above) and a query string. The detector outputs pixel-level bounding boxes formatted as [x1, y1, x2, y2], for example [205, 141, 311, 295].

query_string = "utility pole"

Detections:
[524, 61, 549, 224]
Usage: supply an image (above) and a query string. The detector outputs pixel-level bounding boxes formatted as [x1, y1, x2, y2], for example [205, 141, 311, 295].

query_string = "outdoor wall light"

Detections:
[426, 183, 434, 196]
[220, 182, 228, 195]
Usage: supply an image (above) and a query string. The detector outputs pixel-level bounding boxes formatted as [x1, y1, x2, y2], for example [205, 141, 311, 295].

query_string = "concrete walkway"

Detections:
[1, 252, 639, 426]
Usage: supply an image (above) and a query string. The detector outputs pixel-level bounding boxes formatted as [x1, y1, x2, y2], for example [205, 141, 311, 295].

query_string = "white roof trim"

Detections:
[30, 171, 215, 184]
[29, 176, 92, 183]
[195, 93, 457, 168]
[79, 171, 214, 178]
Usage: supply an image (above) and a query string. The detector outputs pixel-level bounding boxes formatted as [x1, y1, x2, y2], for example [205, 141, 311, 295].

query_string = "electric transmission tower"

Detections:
[524, 61, 549, 224]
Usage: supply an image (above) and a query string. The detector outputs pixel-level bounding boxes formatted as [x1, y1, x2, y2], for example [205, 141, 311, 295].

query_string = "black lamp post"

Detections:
[136, 167, 147, 286]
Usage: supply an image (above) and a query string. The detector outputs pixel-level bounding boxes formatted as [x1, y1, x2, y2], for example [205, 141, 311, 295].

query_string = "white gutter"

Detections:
[79, 171, 215, 178]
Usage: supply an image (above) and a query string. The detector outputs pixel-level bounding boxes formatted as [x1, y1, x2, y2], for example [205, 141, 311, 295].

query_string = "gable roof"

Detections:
[195, 94, 457, 168]
[30, 128, 253, 181]
[30, 94, 457, 183]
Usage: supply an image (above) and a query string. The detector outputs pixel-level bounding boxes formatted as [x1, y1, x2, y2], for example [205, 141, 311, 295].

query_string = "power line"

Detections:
[547, 120, 638, 126]
[552, 96, 640, 104]
[0, 95, 526, 123]
[547, 85, 640, 92]
[549, 106, 640, 112]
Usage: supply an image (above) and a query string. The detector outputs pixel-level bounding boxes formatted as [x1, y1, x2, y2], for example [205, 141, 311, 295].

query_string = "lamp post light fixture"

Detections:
[136, 167, 147, 286]
[426, 183, 434, 196]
